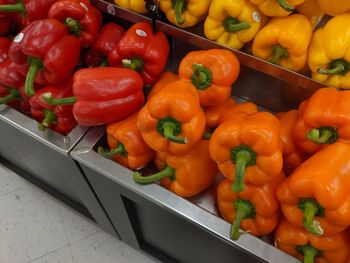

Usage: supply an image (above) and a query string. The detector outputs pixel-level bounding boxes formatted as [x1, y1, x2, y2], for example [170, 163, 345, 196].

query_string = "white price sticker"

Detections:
[14, 33, 24, 43]
[252, 11, 261, 23]
[107, 4, 116, 15]
[136, 29, 147, 37]
[80, 2, 88, 11]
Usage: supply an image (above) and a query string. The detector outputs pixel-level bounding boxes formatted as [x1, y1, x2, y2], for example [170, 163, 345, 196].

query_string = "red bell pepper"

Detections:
[0, 84, 31, 113]
[8, 18, 81, 97]
[0, 59, 25, 88]
[48, 0, 102, 48]
[0, 0, 57, 24]
[85, 23, 125, 67]
[108, 22, 169, 86]
[0, 0, 13, 36]
[0, 36, 10, 64]
[41, 67, 145, 126]
[30, 81, 76, 134]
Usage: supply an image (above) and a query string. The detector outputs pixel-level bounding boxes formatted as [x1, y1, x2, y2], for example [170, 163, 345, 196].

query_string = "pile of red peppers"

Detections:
[0, 0, 169, 135]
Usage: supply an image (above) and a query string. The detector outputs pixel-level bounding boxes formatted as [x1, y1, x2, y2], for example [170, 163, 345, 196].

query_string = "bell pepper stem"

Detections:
[299, 200, 324, 236]
[0, 88, 20, 104]
[41, 92, 77, 106]
[25, 57, 43, 97]
[65, 17, 82, 36]
[270, 45, 289, 65]
[163, 122, 187, 144]
[191, 64, 212, 90]
[41, 109, 57, 128]
[297, 244, 322, 263]
[306, 127, 338, 144]
[122, 58, 144, 71]
[0, 2, 26, 13]
[318, 61, 347, 75]
[232, 151, 252, 192]
[99, 59, 108, 67]
[223, 17, 251, 33]
[133, 166, 176, 184]
[173, 0, 186, 25]
[202, 132, 212, 140]
[230, 199, 256, 240]
[278, 0, 295, 12]
[98, 144, 127, 158]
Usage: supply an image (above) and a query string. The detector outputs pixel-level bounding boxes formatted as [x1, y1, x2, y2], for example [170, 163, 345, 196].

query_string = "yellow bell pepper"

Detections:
[249, 0, 305, 17]
[252, 14, 312, 72]
[159, 0, 212, 28]
[316, 0, 350, 16]
[308, 14, 350, 89]
[296, 0, 324, 29]
[204, 0, 267, 50]
[114, 0, 148, 14]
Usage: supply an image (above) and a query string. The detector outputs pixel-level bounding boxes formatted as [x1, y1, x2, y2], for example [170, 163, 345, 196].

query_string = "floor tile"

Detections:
[29, 246, 73, 263]
[0, 164, 26, 196]
[0, 186, 68, 263]
[70, 232, 156, 263]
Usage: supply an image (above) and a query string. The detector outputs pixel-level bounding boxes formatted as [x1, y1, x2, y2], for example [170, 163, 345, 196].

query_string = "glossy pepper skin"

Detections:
[0, 59, 25, 88]
[159, 0, 211, 28]
[205, 98, 258, 129]
[277, 110, 307, 175]
[218, 173, 284, 240]
[252, 14, 312, 72]
[293, 88, 350, 155]
[147, 71, 178, 99]
[114, 0, 147, 14]
[209, 111, 283, 193]
[0, 37, 10, 64]
[42, 68, 145, 127]
[277, 141, 350, 236]
[249, 0, 305, 17]
[30, 82, 76, 135]
[98, 113, 155, 170]
[316, 0, 350, 16]
[204, 0, 267, 50]
[296, 0, 323, 29]
[178, 49, 240, 107]
[85, 23, 125, 67]
[275, 218, 350, 263]
[108, 22, 169, 86]
[133, 140, 219, 197]
[8, 19, 81, 97]
[137, 80, 206, 154]
[48, 0, 102, 48]
[0, 0, 57, 24]
[308, 14, 350, 89]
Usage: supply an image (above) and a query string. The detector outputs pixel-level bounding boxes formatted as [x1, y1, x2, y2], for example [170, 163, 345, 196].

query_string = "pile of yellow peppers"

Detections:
[113, 0, 350, 89]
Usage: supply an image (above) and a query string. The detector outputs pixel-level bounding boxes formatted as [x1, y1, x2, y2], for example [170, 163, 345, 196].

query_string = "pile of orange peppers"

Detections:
[114, 0, 350, 90]
[98, 45, 350, 262]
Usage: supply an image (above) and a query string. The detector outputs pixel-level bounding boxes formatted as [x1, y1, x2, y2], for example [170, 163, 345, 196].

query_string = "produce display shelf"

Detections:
[0, 105, 117, 236]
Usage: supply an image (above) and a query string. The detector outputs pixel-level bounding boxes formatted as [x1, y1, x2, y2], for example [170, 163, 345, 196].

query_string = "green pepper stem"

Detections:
[202, 132, 212, 140]
[65, 17, 82, 36]
[306, 127, 338, 145]
[232, 151, 252, 193]
[41, 109, 57, 128]
[297, 244, 322, 263]
[278, 0, 295, 12]
[173, 0, 186, 25]
[99, 59, 108, 67]
[98, 144, 126, 159]
[230, 199, 256, 240]
[270, 44, 289, 65]
[223, 17, 251, 33]
[301, 201, 324, 235]
[163, 122, 187, 144]
[191, 64, 212, 90]
[122, 58, 144, 71]
[0, 88, 20, 104]
[0, 2, 26, 13]
[318, 63, 346, 75]
[25, 57, 43, 97]
[133, 166, 176, 184]
[41, 92, 77, 106]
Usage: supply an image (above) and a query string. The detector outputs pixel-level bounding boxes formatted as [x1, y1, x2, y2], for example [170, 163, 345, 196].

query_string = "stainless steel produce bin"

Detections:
[0, 105, 116, 236]
[71, 127, 299, 263]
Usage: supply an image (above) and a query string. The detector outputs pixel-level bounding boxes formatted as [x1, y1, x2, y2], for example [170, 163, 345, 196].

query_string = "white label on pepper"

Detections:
[107, 4, 115, 15]
[252, 12, 261, 23]
[80, 2, 88, 11]
[136, 29, 147, 37]
[14, 33, 24, 43]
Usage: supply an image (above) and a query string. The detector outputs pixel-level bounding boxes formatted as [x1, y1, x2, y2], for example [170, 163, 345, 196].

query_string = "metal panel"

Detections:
[72, 128, 299, 263]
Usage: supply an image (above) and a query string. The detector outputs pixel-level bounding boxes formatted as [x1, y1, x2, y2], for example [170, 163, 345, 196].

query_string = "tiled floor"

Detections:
[0, 163, 157, 263]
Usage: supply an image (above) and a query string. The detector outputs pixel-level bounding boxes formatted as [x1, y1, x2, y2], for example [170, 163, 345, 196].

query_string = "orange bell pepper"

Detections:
[293, 88, 350, 155]
[98, 113, 155, 170]
[205, 98, 258, 129]
[217, 173, 284, 240]
[209, 111, 283, 192]
[277, 110, 307, 175]
[178, 49, 240, 107]
[137, 80, 206, 154]
[133, 140, 219, 197]
[147, 71, 178, 99]
[275, 218, 350, 263]
[277, 141, 350, 236]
